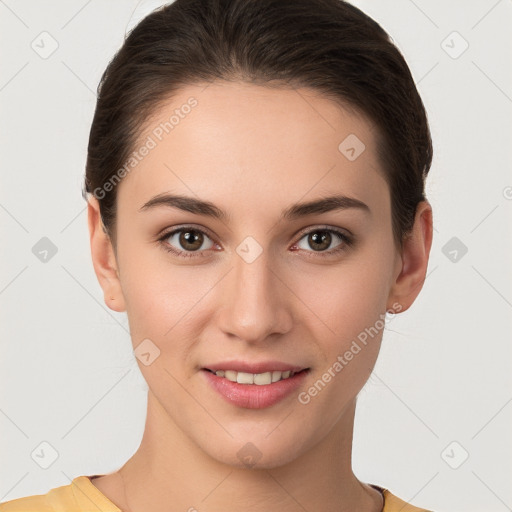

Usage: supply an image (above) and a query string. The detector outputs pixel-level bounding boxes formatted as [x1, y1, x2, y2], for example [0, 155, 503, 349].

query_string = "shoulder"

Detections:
[0, 490, 56, 512]
[0, 476, 109, 512]
[371, 484, 434, 512]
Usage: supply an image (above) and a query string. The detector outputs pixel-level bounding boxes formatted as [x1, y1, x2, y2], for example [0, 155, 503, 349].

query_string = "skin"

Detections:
[87, 81, 433, 512]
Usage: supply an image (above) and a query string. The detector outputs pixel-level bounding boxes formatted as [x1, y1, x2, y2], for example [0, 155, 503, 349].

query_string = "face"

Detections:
[91, 81, 419, 469]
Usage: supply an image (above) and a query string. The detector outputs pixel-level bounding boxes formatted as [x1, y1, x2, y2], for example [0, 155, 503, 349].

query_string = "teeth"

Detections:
[213, 369, 297, 385]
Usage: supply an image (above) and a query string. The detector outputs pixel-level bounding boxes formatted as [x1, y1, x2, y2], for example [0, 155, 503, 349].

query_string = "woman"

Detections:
[0, 0, 434, 510]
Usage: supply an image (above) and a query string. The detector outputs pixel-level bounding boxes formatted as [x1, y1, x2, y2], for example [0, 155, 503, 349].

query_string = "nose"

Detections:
[217, 247, 293, 344]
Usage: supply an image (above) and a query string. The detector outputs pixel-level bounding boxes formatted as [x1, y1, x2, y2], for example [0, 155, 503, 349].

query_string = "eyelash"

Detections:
[157, 225, 354, 259]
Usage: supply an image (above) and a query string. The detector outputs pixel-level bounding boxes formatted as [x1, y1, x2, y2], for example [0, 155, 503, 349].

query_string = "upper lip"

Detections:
[203, 360, 309, 374]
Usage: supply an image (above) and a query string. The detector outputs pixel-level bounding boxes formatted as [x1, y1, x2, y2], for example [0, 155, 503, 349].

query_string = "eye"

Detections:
[158, 226, 216, 258]
[158, 225, 354, 259]
[292, 227, 353, 257]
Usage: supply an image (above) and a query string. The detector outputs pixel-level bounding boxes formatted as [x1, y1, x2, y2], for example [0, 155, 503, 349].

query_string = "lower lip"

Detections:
[202, 369, 309, 409]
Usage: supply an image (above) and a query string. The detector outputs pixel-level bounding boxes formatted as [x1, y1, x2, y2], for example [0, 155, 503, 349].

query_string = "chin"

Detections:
[201, 429, 311, 470]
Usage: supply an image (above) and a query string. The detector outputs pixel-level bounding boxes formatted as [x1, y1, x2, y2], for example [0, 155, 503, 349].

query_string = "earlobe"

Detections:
[87, 195, 126, 313]
[386, 200, 433, 314]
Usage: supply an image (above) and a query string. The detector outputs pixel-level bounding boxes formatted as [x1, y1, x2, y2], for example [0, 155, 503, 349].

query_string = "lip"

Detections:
[202, 367, 310, 409]
[202, 360, 308, 374]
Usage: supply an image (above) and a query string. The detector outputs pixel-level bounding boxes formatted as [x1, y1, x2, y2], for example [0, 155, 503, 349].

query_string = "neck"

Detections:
[111, 391, 383, 512]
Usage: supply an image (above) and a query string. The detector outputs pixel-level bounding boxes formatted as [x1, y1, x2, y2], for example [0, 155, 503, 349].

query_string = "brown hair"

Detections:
[83, 0, 432, 251]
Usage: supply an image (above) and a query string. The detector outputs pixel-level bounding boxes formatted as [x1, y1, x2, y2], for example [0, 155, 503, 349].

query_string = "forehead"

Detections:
[117, 81, 388, 217]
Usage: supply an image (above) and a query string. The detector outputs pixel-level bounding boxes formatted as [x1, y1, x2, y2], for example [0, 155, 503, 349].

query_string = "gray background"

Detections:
[1, 1, 511, 510]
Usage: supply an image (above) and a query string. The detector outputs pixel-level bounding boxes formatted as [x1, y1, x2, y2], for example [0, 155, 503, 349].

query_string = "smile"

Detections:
[204, 368, 302, 385]
[202, 368, 310, 409]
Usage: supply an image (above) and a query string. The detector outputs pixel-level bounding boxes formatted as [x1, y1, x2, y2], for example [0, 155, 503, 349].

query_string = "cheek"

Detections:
[117, 240, 219, 360]
[116, 238, 180, 338]
[296, 266, 388, 411]
[292, 245, 394, 400]
[298, 256, 392, 342]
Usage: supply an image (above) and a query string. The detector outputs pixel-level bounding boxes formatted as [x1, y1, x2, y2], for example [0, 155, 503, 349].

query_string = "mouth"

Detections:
[202, 367, 310, 385]
[201, 366, 311, 409]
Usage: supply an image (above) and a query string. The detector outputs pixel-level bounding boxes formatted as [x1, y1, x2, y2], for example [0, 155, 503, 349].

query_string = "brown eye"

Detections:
[161, 227, 215, 255]
[293, 227, 353, 257]
[178, 230, 204, 251]
[306, 231, 332, 251]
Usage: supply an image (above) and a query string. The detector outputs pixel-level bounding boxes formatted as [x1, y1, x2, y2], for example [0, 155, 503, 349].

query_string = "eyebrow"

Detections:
[139, 192, 371, 221]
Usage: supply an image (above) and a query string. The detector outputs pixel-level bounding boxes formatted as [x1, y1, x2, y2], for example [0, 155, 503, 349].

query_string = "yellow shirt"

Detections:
[0, 475, 433, 511]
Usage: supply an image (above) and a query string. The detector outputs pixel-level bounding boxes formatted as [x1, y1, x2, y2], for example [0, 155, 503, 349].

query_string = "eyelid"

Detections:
[156, 223, 217, 242]
[293, 223, 352, 240]
[158, 223, 351, 242]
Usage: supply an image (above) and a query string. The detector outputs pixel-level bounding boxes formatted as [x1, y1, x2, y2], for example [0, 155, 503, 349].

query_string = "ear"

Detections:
[386, 200, 433, 314]
[87, 195, 126, 312]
